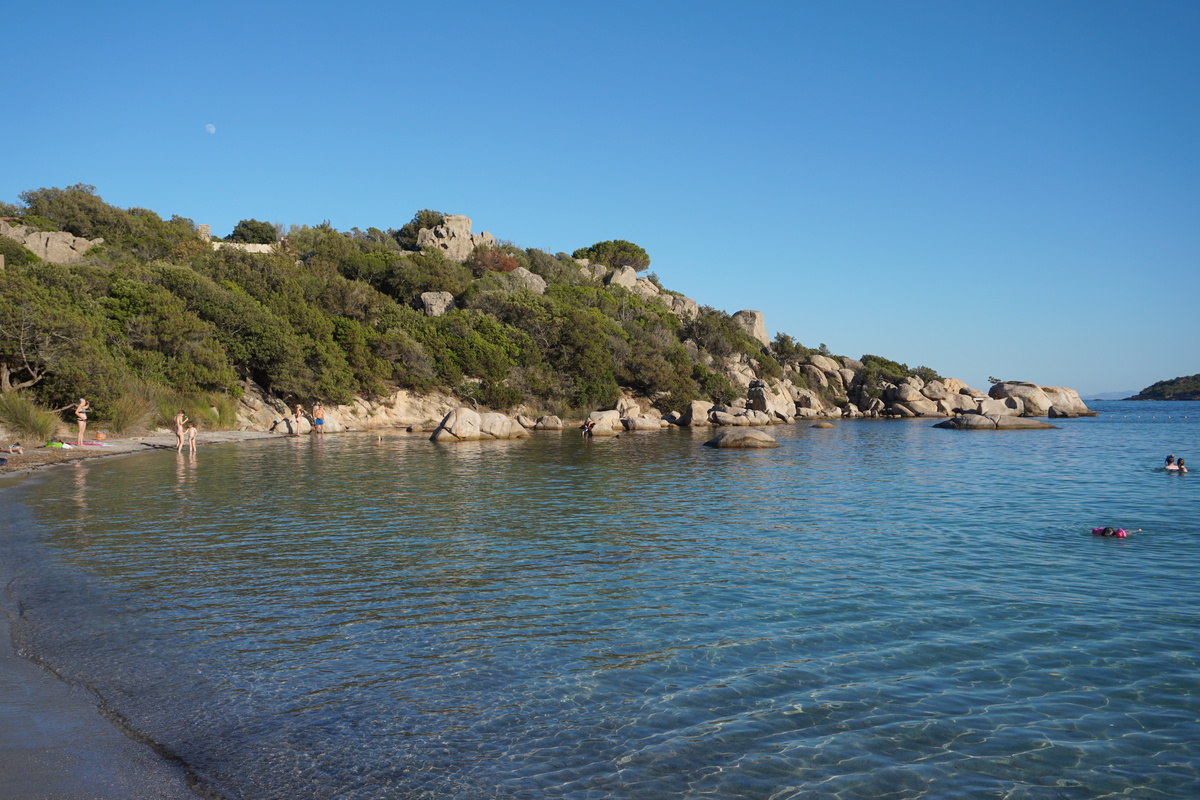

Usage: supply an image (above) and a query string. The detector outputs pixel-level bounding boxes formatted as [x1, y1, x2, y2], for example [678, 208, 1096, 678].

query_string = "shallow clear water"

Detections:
[1, 401, 1198, 800]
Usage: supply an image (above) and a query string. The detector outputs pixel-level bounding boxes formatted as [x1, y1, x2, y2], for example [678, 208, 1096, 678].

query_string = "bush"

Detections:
[226, 218, 278, 244]
[392, 209, 445, 251]
[571, 239, 650, 272]
[0, 392, 62, 442]
[0, 236, 40, 267]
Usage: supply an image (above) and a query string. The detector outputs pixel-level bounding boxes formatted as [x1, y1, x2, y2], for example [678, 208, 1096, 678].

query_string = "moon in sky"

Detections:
[205, 123, 216, 134]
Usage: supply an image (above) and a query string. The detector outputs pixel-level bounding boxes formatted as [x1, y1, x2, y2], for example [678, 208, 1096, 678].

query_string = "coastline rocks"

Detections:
[605, 266, 639, 289]
[989, 382, 1052, 416]
[679, 400, 714, 427]
[703, 429, 780, 449]
[534, 415, 563, 430]
[430, 407, 531, 441]
[1042, 386, 1093, 416]
[934, 414, 1059, 431]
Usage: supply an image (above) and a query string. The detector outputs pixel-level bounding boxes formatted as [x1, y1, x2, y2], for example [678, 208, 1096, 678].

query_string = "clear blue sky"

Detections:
[4, 0, 1197, 396]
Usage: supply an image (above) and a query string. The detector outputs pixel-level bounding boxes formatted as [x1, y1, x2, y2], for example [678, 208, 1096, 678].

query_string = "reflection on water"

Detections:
[1, 403, 1198, 800]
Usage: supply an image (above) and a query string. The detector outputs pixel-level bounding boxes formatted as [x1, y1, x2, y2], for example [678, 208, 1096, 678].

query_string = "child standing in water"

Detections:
[186, 421, 198, 453]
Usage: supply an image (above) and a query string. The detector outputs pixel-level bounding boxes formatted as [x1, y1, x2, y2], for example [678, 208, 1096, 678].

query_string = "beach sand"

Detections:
[0, 430, 289, 799]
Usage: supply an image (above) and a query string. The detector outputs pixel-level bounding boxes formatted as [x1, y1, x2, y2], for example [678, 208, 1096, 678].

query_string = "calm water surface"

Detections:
[1, 401, 1198, 799]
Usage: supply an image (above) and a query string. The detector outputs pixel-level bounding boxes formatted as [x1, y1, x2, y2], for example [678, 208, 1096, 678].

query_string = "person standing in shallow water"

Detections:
[174, 410, 188, 451]
[74, 398, 90, 445]
[186, 421, 198, 453]
[312, 402, 325, 435]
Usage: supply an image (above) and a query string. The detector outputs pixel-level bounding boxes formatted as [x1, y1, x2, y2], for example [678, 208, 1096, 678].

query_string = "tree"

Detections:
[227, 218, 278, 244]
[0, 271, 90, 392]
[571, 239, 650, 272]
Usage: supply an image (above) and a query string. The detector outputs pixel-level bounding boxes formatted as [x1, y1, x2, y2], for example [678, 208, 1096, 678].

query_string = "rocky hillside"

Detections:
[1125, 374, 1200, 401]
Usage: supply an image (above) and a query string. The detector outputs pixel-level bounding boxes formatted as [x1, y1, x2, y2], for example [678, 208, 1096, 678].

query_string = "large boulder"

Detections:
[415, 215, 495, 262]
[509, 267, 547, 295]
[1042, 386, 1092, 416]
[420, 291, 455, 316]
[0, 220, 103, 263]
[533, 415, 563, 430]
[587, 409, 623, 435]
[661, 293, 699, 321]
[807, 354, 841, 374]
[989, 381, 1052, 416]
[978, 396, 1024, 417]
[934, 415, 1059, 431]
[622, 416, 662, 431]
[703, 429, 780, 449]
[731, 310, 770, 347]
[431, 407, 530, 441]
[679, 400, 714, 427]
[605, 266, 638, 289]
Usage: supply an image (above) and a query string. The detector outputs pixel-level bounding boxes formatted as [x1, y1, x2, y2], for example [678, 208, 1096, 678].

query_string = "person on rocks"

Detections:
[292, 405, 307, 436]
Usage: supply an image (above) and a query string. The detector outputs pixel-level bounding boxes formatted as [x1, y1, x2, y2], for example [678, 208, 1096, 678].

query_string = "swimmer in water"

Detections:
[1092, 527, 1142, 538]
[1165, 455, 1179, 471]
[1177, 458, 1187, 474]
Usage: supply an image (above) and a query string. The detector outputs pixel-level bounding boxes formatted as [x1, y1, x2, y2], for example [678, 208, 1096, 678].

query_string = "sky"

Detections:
[4, 0, 1197, 397]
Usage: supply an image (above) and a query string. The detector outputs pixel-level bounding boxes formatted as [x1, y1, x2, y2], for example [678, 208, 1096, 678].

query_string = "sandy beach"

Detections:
[0, 430, 288, 799]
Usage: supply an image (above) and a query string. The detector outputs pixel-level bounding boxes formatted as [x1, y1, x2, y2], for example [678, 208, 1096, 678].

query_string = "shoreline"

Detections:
[0, 430, 291, 799]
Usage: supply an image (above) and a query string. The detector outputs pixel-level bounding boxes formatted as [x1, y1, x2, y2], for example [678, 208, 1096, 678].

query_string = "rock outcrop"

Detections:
[420, 291, 455, 316]
[934, 415, 1059, 431]
[0, 220, 102, 263]
[731, 310, 770, 347]
[415, 215, 494, 262]
[430, 407, 531, 441]
[703, 429, 780, 449]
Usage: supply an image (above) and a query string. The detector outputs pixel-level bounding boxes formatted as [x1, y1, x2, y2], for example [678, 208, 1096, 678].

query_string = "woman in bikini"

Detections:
[174, 410, 189, 451]
[75, 398, 90, 445]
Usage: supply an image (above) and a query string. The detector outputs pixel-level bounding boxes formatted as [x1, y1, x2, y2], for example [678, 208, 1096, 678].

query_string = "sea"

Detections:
[0, 400, 1197, 800]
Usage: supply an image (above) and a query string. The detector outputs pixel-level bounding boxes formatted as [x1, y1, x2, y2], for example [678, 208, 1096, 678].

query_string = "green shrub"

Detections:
[0, 392, 62, 442]
[571, 239, 650, 271]
[0, 236, 41, 267]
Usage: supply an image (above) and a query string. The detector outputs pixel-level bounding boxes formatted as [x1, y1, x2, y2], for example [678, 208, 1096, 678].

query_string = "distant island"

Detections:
[1125, 374, 1200, 401]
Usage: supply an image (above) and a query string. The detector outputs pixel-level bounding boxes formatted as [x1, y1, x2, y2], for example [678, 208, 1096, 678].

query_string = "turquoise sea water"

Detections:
[1, 400, 1198, 800]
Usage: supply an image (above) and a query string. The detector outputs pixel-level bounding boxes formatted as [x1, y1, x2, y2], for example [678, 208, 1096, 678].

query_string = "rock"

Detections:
[632, 277, 660, 298]
[934, 415, 1059, 431]
[587, 409, 623, 433]
[0, 221, 102, 263]
[1042, 386, 1093, 416]
[605, 266, 639, 289]
[661, 293, 699, 321]
[731, 310, 770, 347]
[679, 400, 714, 427]
[431, 407, 481, 441]
[812, 422, 835, 429]
[509, 267, 547, 295]
[989, 381, 1052, 416]
[622, 416, 661, 431]
[978, 396, 1024, 417]
[807, 354, 841, 374]
[921, 380, 950, 401]
[712, 410, 749, 426]
[420, 291, 455, 316]
[899, 398, 943, 416]
[431, 407, 530, 441]
[479, 412, 531, 439]
[579, 263, 606, 282]
[615, 397, 642, 417]
[533, 415, 563, 430]
[895, 384, 923, 403]
[703, 429, 780, 449]
[515, 414, 537, 429]
[415, 215, 494, 262]
[800, 364, 828, 389]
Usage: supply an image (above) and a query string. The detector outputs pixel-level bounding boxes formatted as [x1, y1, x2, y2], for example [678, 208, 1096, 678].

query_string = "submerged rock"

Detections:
[933, 415, 1058, 431]
[703, 429, 780, 449]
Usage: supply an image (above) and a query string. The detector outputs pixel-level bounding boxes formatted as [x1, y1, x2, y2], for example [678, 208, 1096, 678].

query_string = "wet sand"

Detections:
[0, 430, 288, 799]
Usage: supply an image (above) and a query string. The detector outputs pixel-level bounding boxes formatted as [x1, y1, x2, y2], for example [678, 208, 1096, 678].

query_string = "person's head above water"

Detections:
[1166, 455, 1176, 464]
